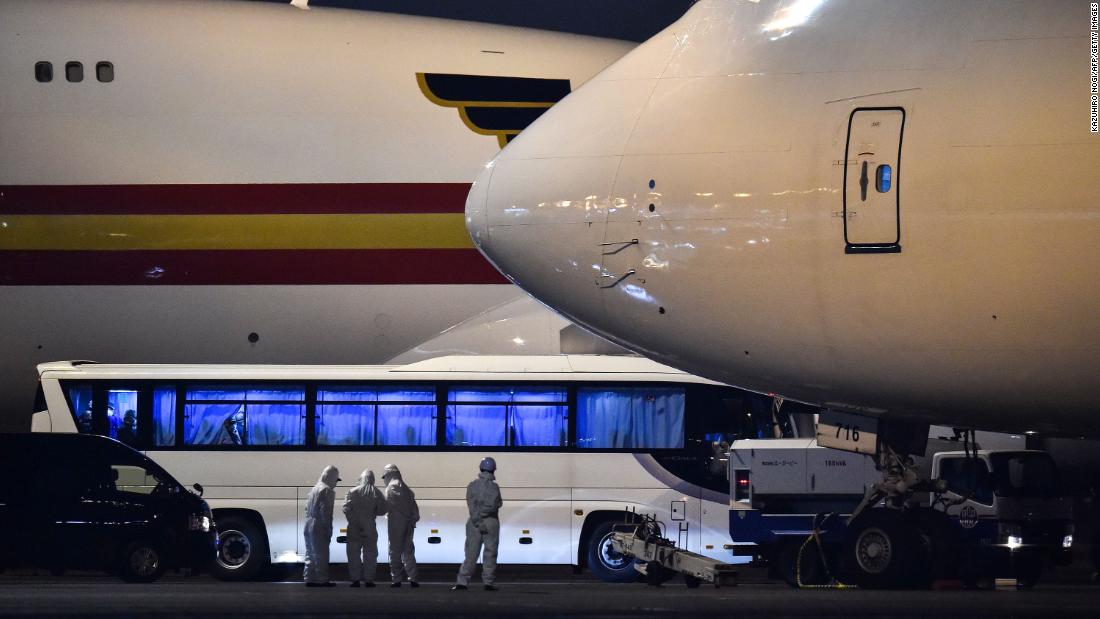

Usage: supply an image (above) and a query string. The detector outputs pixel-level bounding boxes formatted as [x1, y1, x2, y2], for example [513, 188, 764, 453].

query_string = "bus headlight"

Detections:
[1006, 535, 1023, 549]
[1063, 535, 1074, 549]
[190, 514, 212, 532]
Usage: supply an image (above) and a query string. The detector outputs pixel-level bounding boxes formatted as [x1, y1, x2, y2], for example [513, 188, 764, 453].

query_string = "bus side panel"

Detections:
[40, 378, 77, 433]
[495, 488, 572, 564]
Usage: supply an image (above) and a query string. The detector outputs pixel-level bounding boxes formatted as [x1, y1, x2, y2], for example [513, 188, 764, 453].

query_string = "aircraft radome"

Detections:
[467, 0, 1100, 435]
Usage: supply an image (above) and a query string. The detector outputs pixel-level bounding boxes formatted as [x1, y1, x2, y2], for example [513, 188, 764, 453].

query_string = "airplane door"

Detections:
[843, 107, 905, 253]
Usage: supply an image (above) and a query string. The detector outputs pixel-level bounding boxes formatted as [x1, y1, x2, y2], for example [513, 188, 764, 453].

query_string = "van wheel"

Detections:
[211, 515, 268, 581]
[120, 540, 165, 583]
[841, 511, 923, 589]
[585, 520, 641, 583]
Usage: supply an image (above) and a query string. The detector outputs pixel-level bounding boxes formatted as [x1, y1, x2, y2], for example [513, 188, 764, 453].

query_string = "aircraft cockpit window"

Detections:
[35, 61, 53, 83]
[65, 61, 83, 83]
[96, 61, 114, 83]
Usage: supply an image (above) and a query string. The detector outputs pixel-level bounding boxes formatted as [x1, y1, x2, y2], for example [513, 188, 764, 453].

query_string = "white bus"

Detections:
[33, 355, 779, 581]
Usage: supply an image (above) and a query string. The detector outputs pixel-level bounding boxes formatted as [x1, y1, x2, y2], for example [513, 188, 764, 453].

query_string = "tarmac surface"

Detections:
[2, 565, 1100, 618]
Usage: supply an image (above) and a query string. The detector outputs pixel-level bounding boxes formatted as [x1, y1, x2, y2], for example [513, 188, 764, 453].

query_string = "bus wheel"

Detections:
[119, 540, 166, 583]
[585, 521, 641, 583]
[212, 515, 268, 581]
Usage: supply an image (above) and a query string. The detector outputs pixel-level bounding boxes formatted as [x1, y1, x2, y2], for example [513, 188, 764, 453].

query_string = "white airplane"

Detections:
[0, 0, 634, 428]
[467, 0, 1100, 436]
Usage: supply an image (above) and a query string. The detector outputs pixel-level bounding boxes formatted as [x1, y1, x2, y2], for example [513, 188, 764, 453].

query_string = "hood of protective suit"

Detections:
[319, 465, 340, 489]
[382, 465, 403, 484]
[357, 469, 375, 487]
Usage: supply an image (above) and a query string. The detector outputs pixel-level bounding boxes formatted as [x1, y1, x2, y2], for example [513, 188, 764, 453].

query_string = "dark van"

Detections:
[0, 433, 216, 582]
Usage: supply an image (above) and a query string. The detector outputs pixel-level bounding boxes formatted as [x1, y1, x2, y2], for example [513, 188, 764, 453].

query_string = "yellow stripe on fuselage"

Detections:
[0, 214, 474, 250]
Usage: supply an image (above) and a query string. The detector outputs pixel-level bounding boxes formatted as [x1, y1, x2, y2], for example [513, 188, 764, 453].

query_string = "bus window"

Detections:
[66, 383, 94, 434]
[183, 385, 306, 446]
[316, 385, 436, 446]
[576, 387, 685, 449]
[375, 387, 436, 446]
[445, 386, 567, 447]
[447, 387, 506, 447]
[317, 387, 377, 446]
[152, 386, 176, 447]
[107, 390, 138, 446]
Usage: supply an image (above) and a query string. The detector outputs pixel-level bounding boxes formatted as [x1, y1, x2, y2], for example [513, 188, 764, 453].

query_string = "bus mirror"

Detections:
[193, 483, 204, 497]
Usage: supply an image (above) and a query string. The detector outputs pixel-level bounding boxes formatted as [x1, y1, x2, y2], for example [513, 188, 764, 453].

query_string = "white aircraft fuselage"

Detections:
[0, 0, 633, 428]
[468, 0, 1100, 434]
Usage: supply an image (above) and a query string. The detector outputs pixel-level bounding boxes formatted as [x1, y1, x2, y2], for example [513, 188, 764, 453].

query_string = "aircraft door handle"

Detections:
[596, 269, 636, 288]
[599, 239, 638, 255]
[859, 161, 869, 201]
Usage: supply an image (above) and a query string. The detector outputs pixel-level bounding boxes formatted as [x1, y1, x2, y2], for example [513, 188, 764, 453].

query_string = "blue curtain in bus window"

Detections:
[67, 384, 93, 434]
[247, 403, 306, 446]
[511, 405, 567, 446]
[184, 387, 248, 445]
[631, 388, 684, 449]
[182, 386, 306, 446]
[447, 404, 506, 446]
[576, 387, 685, 448]
[509, 387, 566, 446]
[376, 404, 436, 446]
[153, 386, 176, 447]
[317, 388, 378, 446]
[106, 390, 138, 441]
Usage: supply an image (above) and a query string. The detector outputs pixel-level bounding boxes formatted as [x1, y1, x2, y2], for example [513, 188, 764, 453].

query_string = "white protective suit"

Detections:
[343, 469, 387, 583]
[382, 464, 420, 584]
[456, 470, 503, 586]
[303, 465, 340, 584]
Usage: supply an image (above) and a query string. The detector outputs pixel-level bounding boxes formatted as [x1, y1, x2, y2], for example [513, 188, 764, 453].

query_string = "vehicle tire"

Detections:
[841, 511, 924, 589]
[585, 520, 641, 583]
[211, 515, 268, 581]
[684, 574, 702, 589]
[119, 540, 166, 583]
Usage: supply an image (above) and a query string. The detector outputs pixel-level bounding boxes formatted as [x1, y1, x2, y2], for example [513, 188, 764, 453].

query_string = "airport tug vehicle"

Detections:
[727, 413, 1074, 589]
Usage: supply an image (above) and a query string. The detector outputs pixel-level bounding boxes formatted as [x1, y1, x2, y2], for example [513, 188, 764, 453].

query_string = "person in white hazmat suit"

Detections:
[343, 469, 387, 587]
[451, 457, 503, 591]
[382, 463, 420, 587]
[303, 465, 340, 587]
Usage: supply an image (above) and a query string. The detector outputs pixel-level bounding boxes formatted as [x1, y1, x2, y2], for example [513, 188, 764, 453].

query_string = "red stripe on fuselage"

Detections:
[0, 183, 472, 215]
[0, 250, 508, 285]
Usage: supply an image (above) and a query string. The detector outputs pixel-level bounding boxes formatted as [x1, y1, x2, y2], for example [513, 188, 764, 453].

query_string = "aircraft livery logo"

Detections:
[417, 73, 571, 148]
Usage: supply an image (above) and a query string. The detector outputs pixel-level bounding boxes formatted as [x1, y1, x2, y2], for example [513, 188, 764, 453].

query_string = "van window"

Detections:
[938, 457, 994, 505]
[111, 464, 161, 495]
[989, 452, 1062, 498]
[576, 387, 685, 449]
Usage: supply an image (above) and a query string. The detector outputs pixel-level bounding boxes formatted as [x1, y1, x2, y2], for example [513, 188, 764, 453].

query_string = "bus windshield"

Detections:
[988, 452, 1062, 499]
